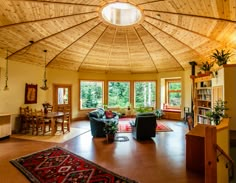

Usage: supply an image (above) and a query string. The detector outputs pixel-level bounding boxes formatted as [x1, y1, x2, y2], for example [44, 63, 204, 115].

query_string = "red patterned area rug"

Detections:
[10, 146, 138, 183]
[118, 118, 173, 133]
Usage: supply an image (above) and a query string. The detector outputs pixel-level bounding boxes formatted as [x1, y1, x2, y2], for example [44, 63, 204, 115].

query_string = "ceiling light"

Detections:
[101, 2, 142, 26]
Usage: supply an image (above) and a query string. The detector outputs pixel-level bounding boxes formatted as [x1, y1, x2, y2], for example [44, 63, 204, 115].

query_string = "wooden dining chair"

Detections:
[23, 108, 35, 134]
[55, 107, 71, 134]
[47, 104, 53, 112]
[187, 115, 194, 131]
[19, 106, 30, 133]
[34, 109, 51, 135]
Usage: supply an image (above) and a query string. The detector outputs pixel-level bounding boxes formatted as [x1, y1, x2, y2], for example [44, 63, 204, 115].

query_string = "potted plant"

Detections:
[103, 120, 118, 143]
[206, 100, 228, 125]
[200, 61, 214, 75]
[155, 109, 163, 120]
[211, 49, 231, 66]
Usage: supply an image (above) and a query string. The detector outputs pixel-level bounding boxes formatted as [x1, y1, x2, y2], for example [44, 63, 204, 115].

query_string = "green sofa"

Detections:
[88, 108, 119, 137]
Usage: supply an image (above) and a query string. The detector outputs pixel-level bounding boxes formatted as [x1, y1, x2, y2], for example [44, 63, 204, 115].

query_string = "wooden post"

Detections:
[205, 125, 217, 183]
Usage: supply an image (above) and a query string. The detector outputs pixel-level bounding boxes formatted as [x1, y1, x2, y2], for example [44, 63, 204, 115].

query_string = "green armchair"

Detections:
[130, 112, 157, 140]
[88, 108, 119, 137]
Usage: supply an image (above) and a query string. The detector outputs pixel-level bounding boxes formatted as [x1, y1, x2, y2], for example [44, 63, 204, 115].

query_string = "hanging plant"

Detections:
[211, 49, 231, 66]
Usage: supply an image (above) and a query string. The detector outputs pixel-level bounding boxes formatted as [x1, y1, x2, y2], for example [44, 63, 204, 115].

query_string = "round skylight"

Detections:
[101, 2, 142, 26]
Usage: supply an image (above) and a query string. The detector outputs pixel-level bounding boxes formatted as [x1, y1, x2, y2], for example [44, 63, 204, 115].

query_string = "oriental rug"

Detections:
[10, 146, 138, 183]
[118, 119, 173, 133]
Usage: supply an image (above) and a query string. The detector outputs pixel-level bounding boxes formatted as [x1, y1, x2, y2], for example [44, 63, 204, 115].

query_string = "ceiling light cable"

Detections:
[40, 50, 49, 90]
[3, 49, 9, 91]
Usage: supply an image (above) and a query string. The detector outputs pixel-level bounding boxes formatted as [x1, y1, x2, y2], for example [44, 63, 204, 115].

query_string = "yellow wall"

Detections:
[0, 59, 193, 129]
[216, 118, 230, 183]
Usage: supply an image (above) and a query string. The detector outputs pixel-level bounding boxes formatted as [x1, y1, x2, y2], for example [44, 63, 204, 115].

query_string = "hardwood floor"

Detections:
[0, 120, 204, 183]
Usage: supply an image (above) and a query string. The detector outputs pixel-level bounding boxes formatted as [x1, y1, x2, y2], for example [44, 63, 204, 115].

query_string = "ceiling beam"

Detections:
[77, 24, 109, 71]
[15, 0, 100, 7]
[7, 17, 99, 59]
[133, 26, 159, 73]
[0, 11, 97, 29]
[47, 21, 103, 67]
[143, 10, 236, 23]
[139, 24, 184, 70]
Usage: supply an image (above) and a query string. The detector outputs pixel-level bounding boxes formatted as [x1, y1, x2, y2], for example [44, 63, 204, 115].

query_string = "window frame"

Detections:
[134, 80, 156, 109]
[165, 79, 181, 109]
[79, 80, 104, 110]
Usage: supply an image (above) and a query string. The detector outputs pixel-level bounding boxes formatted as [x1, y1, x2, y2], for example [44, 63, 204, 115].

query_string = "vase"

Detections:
[106, 134, 115, 143]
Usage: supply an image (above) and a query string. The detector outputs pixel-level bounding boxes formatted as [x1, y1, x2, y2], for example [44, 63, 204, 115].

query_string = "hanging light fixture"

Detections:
[40, 50, 48, 90]
[3, 49, 9, 91]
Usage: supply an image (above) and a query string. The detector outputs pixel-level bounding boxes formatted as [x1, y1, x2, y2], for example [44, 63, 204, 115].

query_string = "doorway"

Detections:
[53, 84, 72, 113]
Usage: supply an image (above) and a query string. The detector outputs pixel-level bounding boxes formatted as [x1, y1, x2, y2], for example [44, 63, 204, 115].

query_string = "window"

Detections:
[58, 87, 69, 104]
[80, 81, 103, 109]
[108, 81, 130, 108]
[134, 81, 156, 108]
[166, 79, 181, 108]
[102, 2, 142, 26]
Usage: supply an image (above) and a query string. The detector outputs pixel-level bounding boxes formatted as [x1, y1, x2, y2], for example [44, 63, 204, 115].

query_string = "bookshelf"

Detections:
[193, 75, 212, 125]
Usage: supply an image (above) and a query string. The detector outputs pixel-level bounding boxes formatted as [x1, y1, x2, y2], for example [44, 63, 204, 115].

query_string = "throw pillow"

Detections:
[105, 110, 113, 119]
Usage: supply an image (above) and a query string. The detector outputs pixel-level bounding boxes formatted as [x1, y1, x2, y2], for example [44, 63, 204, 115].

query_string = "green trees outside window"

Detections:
[167, 80, 181, 108]
[80, 81, 103, 109]
[134, 81, 156, 108]
[108, 81, 130, 108]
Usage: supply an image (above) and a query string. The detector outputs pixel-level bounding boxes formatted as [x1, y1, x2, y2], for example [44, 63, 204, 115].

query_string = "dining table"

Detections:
[44, 112, 64, 135]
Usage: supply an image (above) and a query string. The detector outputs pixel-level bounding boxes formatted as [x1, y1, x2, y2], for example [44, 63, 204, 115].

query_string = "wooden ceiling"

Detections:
[0, 0, 235, 73]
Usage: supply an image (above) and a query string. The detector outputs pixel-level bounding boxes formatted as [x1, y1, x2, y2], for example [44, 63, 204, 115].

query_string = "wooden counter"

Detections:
[185, 118, 229, 177]
[0, 114, 11, 139]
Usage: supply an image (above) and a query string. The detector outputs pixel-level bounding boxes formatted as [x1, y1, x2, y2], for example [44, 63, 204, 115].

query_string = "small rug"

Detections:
[118, 119, 173, 133]
[10, 146, 138, 183]
[11, 128, 90, 143]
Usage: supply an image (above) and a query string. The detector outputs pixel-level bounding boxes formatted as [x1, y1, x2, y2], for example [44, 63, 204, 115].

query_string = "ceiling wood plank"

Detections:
[47, 21, 103, 67]
[15, 0, 100, 7]
[136, 0, 165, 6]
[133, 26, 159, 73]
[107, 28, 118, 72]
[143, 9, 236, 23]
[7, 17, 99, 59]
[77, 24, 109, 71]
[144, 19, 205, 59]
[139, 24, 184, 70]
[0, 11, 97, 29]
[145, 15, 225, 47]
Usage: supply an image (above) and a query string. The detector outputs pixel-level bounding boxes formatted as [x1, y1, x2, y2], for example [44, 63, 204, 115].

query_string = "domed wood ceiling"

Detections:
[0, 0, 235, 73]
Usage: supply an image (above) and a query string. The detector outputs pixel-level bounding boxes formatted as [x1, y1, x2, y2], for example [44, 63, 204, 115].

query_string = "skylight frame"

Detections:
[100, 2, 143, 27]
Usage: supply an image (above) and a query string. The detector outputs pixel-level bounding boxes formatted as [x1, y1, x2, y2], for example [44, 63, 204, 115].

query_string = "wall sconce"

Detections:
[40, 50, 48, 90]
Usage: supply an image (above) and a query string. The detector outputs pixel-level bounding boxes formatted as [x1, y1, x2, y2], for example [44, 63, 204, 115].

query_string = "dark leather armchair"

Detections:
[88, 108, 119, 137]
[130, 112, 157, 140]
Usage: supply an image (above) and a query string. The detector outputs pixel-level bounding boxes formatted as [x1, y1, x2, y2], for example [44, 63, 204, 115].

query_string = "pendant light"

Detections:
[3, 49, 9, 91]
[40, 50, 48, 90]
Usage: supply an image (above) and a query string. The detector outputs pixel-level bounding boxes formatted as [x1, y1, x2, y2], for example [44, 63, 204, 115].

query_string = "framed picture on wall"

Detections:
[25, 83, 38, 104]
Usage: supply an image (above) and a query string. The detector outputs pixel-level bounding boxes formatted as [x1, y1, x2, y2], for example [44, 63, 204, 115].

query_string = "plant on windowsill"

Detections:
[135, 106, 153, 113]
[155, 109, 163, 120]
[206, 100, 229, 125]
[103, 120, 118, 143]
